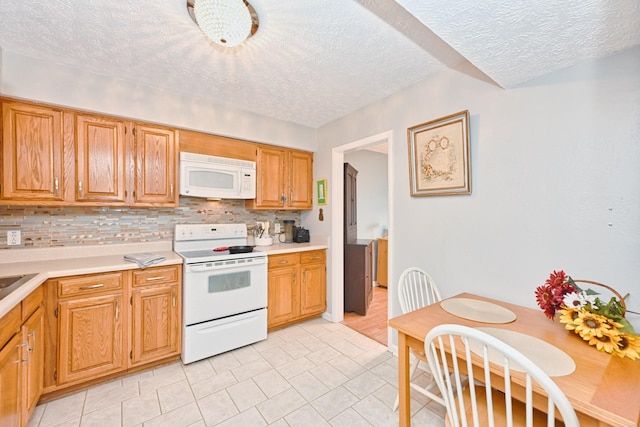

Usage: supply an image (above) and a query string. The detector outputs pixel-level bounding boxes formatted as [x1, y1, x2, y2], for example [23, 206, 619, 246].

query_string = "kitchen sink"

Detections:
[0, 273, 38, 300]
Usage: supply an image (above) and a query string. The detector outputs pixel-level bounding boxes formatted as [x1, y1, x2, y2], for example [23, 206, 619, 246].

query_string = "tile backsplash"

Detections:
[0, 197, 300, 249]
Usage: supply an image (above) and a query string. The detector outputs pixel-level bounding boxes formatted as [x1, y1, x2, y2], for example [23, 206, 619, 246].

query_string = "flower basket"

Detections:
[535, 270, 639, 360]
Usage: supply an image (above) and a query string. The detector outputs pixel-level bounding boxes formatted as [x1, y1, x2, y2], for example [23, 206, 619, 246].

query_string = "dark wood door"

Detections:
[344, 163, 358, 244]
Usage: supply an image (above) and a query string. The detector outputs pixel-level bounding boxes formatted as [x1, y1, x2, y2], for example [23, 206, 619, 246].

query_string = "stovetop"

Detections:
[177, 248, 266, 263]
[173, 223, 267, 263]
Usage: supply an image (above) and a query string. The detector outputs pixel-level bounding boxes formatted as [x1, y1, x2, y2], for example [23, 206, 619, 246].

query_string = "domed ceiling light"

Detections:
[187, 0, 259, 48]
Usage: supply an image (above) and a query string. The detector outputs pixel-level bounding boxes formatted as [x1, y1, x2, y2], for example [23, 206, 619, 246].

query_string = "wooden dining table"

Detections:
[389, 292, 640, 427]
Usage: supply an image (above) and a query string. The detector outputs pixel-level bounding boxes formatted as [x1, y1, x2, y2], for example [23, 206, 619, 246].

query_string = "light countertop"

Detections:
[254, 240, 327, 255]
[0, 238, 328, 318]
[0, 241, 182, 318]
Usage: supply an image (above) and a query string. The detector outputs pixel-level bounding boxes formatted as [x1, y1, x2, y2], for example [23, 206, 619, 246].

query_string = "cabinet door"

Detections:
[267, 266, 299, 329]
[344, 163, 358, 243]
[255, 146, 286, 208]
[376, 238, 388, 287]
[1, 102, 64, 202]
[0, 334, 22, 427]
[300, 262, 326, 316]
[133, 124, 177, 206]
[57, 293, 125, 385]
[75, 114, 127, 204]
[22, 307, 43, 421]
[130, 283, 180, 366]
[287, 150, 313, 209]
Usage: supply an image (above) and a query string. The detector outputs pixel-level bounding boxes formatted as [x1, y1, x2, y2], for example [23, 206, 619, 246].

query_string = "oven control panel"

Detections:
[175, 223, 247, 241]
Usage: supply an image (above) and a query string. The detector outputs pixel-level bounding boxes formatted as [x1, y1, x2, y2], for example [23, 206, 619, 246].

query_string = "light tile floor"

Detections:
[27, 318, 445, 426]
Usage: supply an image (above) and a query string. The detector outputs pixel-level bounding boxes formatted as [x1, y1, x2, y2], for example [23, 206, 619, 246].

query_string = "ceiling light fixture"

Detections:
[187, 0, 259, 48]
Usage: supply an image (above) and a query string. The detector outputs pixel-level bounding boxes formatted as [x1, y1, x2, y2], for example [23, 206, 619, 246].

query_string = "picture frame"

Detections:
[407, 110, 471, 197]
[316, 179, 327, 205]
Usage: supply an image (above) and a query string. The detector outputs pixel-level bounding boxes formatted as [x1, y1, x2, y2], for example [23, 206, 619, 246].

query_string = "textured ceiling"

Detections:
[0, 0, 638, 128]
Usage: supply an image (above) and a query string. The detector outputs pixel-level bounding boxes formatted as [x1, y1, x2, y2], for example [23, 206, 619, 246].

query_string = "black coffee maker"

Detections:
[293, 226, 310, 243]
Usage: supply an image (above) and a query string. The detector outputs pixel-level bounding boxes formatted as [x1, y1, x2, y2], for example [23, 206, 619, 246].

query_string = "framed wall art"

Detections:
[407, 110, 471, 197]
[316, 179, 327, 204]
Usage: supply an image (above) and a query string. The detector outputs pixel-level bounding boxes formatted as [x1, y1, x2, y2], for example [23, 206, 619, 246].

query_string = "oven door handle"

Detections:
[188, 264, 221, 272]
[187, 258, 266, 273]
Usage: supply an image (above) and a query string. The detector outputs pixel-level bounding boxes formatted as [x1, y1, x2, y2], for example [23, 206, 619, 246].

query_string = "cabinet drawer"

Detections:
[132, 266, 179, 287]
[300, 250, 325, 265]
[58, 272, 123, 297]
[0, 304, 21, 348]
[268, 253, 300, 269]
[22, 285, 44, 321]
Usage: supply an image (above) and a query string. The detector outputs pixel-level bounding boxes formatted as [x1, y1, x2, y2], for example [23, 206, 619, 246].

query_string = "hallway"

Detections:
[342, 286, 388, 346]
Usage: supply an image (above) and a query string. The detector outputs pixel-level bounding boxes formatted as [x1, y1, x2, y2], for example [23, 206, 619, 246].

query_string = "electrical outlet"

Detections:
[7, 230, 21, 246]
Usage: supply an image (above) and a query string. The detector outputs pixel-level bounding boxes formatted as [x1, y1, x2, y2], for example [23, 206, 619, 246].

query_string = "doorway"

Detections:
[329, 130, 394, 347]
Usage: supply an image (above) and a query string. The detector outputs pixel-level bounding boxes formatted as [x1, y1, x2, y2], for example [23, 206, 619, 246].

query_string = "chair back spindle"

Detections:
[425, 324, 579, 427]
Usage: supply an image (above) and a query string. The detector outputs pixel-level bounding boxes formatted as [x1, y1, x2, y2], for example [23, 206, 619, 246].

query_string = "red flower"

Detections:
[536, 284, 557, 318]
[536, 270, 576, 318]
[545, 270, 568, 287]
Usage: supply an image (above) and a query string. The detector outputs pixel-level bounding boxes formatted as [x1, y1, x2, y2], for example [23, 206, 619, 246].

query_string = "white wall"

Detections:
[0, 51, 317, 151]
[343, 150, 389, 239]
[312, 46, 640, 336]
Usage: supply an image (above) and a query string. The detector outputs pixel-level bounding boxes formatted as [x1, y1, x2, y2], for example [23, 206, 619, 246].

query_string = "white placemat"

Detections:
[440, 298, 517, 324]
[473, 327, 576, 377]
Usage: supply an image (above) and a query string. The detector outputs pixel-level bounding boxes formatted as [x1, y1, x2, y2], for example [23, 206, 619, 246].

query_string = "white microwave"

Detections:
[179, 152, 256, 199]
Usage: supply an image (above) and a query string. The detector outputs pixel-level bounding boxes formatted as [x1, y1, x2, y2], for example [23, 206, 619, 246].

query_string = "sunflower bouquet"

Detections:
[535, 270, 640, 360]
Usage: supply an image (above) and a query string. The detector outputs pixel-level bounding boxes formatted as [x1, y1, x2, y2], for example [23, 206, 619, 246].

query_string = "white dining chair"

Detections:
[393, 267, 446, 411]
[424, 324, 579, 427]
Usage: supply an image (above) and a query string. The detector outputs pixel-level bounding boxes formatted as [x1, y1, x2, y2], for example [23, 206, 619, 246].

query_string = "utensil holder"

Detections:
[255, 236, 273, 246]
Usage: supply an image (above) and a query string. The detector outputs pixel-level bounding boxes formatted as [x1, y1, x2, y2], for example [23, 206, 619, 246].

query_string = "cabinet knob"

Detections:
[78, 180, 83, 197]
[54, 177, 59, 196]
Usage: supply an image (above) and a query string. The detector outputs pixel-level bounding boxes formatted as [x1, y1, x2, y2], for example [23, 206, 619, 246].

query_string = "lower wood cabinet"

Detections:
[130, 267, 181, 366]
[0, 317, 22, 426]
[43, 265, 181, 394]
[0, 286, 44, 427]
[57, 291, 126, 385]
[22, 305, 44, 423]
[267, 250, 326, 330]
[299, 251, 327, 316]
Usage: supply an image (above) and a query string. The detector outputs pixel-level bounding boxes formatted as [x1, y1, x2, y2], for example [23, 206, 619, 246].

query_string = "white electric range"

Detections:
[173, 223, 268, 364]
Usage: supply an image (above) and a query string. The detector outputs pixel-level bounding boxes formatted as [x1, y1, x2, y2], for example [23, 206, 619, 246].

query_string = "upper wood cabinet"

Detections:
[75, 114, 127, 204]
[288, 150, 314, 208]
[252, 146, 286, 209]
[0, 99, 178, 207]
[178, 129, 256, 162]
[247, 145, 313, 210]
[132, 124, 178, 206]
[1, 102, 65, 202]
